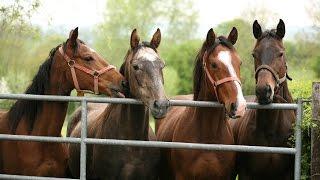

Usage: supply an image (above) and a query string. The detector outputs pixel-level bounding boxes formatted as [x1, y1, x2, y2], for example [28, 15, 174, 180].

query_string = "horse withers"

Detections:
[156, 27, 246, 179]
[67, 28, 168, 179]
[0, 28, 126, 177]
[232, 19, 295, 180]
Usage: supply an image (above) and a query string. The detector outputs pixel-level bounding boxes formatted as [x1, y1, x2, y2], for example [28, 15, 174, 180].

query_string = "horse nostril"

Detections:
[231, 102, 237, 113]
[265, 84, 272, 93]
[121, 80, 128, 89]
[154, 100, 160, 108]
[255, 87, 261, 97]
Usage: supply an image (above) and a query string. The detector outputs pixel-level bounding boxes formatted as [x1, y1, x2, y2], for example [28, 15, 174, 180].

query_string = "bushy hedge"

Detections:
[289, 78, 314, 179]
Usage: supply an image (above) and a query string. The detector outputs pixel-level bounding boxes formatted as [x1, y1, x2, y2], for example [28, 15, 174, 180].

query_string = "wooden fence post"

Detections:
[312, 82, 320, 179]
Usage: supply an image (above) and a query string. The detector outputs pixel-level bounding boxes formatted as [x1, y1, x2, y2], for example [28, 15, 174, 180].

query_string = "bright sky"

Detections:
[31, 0, 313, 37]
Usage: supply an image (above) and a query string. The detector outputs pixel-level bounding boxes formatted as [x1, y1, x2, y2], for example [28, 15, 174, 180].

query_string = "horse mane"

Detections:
[258, 29, 282, 41]
[8, 45, 60, 133]
[193, 36, 234, 100]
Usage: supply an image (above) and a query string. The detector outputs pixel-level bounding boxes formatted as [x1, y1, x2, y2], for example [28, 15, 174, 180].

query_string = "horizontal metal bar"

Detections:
[0, 174, 78, 180]
[0, 93, 298, 109]
[0, 134, 295, 154]
[84, 138, 296, 154]
[246, 102, 298, 110]
[0, 93, 142, 104]
[0, 134, 81, 143]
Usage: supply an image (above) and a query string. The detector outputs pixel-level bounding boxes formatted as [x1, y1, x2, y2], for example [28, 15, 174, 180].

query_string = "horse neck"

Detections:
[32, 57, 71, 136]
[192, 80, 227, 138]
[104, 103, 150, 140]
[256, 81, 293, 131]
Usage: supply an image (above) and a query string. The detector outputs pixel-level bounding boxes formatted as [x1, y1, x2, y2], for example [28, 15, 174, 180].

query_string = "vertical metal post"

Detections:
[80, 100, 87, 180]
[311, 82, 320, 179]
[294, 99, 302, 180]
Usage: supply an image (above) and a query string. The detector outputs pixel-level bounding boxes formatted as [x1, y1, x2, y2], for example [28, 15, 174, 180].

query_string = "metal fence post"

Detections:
[312, 82, 320, 179]
[80, 100, 87, 180]
[294, 99, 302, 180]
[0, 94, 304, 180]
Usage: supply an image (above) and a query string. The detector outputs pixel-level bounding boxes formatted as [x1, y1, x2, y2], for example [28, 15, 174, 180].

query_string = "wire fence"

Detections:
[0, 94, 303, 180]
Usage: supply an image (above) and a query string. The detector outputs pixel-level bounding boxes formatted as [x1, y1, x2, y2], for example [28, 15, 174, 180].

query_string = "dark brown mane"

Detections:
[8, 45, 60, 133]
[258, 29, 282, 41]
[193, 36, 234, 100]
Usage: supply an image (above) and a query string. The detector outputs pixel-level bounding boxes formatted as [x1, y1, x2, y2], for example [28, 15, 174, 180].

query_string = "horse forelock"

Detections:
[258, 29, 282, 41]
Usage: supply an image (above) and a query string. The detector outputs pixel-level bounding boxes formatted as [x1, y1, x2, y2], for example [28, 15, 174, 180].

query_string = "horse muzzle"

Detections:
[256, 84, 274, 104]
[226, 100, 246, 119]
[150, 99, 169, 119]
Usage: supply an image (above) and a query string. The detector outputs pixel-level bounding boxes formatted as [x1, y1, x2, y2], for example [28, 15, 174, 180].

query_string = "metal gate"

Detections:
[0, 94, 302, 180]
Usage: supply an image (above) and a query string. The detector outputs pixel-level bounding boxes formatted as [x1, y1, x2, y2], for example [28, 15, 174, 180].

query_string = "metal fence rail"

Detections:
[0, 94, 302, 180]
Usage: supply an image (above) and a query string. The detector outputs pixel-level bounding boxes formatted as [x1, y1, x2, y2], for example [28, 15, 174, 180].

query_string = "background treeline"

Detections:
[1, 0, 320, 179]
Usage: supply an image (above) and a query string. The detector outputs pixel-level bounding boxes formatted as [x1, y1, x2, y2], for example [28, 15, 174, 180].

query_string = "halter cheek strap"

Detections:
[255, 64, 286, 88]
[203, 51, 242, 102]
[59, 46, 115, 96]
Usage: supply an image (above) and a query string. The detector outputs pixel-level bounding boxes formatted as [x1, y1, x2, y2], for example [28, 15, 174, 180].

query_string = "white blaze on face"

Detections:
[217, 51, 246, 116]
[135, 47, 159, 61]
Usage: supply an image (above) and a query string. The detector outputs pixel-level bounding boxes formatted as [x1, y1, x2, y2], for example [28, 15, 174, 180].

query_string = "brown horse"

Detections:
[0, 28, 126, 177]
[67, 29, 168, 179]
[156, 27, 246, 179]
[231, 19, 295, 179]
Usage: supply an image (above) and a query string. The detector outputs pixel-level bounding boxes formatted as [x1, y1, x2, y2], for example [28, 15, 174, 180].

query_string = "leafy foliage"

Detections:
[93, 0, 198, 67]
[289, 78, 314, 179]
[161, 40, 201, 94]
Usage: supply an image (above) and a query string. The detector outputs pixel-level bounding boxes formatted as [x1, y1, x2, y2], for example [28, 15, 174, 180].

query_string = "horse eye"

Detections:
[84, 56, 93, 61]
[133, 64, 140, 70]
[251, 53, 256, 59]
[211, 63, 217, 69]
[279, 52, 284, 58]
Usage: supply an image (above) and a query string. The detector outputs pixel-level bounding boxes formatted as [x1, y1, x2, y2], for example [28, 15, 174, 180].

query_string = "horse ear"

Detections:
[253, 20, 262, 39]
[228, 27, 238, 45]
[130, 29, 140, 49]
[150, 28, 161, 49]
[276, 19, 285, 39]
[205, 28, 216, 48]
[69, 27, 78, 46]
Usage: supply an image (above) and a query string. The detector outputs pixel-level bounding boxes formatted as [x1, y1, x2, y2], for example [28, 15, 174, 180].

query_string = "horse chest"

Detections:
[92, 146, 159, 179]
[173, 150, 235, 179]
[239, 129, 293, 176]
[241, 152, 293, 176]
[2, 141, 68, 176]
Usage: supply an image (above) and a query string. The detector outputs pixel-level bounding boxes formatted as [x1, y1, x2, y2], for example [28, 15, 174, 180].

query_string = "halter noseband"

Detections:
[203, 51, 241, 102]
[59, 46, 116, 96]
[255, 64, 286, 88]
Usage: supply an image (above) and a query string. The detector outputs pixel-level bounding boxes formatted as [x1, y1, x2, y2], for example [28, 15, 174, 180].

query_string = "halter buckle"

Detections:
[93, 71, 99, 77]
[68, 60, 75, 67]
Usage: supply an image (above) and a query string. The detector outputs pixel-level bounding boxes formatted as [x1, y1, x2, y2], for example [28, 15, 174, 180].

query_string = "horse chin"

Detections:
[111, 90, 125, 98]
[150, 108, 167, 119]
[257, 97, 273, 105]
[227, 112, 240, 119]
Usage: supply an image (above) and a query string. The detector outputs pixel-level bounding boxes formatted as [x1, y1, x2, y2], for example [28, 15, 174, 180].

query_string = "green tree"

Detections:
[240, 3, 279, 28]
[307, 0, 320, 30]
[94, 0, 198, 67]
[0, 0, 40, 76]
[162, 40, 201, 94]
